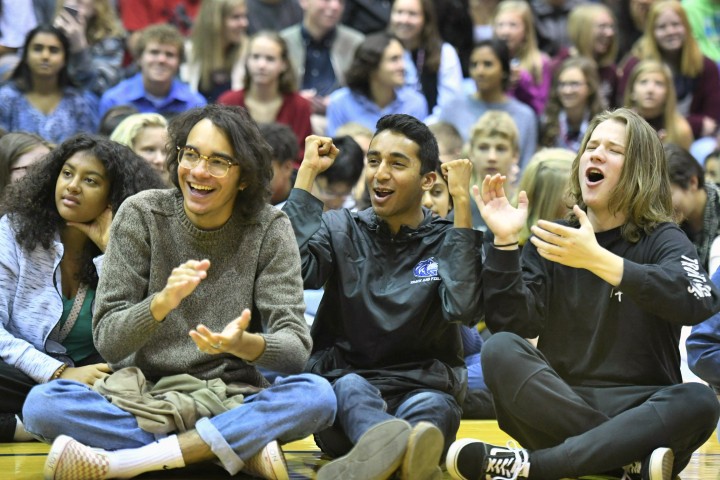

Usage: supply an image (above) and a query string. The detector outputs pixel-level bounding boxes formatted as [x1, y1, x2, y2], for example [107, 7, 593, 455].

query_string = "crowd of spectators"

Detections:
[0, 1, 720, 479]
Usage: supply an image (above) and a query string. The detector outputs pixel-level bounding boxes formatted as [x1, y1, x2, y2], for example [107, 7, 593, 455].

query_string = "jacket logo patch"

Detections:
[411, 257, 441, 284]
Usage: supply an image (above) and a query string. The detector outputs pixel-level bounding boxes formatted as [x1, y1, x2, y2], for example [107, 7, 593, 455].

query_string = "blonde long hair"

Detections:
[567, 3, 618, 67]
[568, 108, 674, 243]
[516, 148, 575, 245]
[493, 0, 544, 84]
[190, 0, 248, 93]
[109, 113, 168, 149]
[632, 0, 703, 77]
[623, 60, 689, 147]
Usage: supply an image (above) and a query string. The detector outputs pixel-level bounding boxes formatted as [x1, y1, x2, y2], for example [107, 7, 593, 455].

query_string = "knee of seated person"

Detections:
[683, 383, 720, 424]
[289, 372, 333, 391]
[294, 374, 337, 418]
[663, 383, 720, 431]
[404, 391, 457, 414]
[481, 332, 525, 374]
[332, 373, 367, 392]
[22, 382, 69, 441]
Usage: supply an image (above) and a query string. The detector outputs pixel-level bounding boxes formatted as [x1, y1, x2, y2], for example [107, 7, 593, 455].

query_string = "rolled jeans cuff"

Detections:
[195, 417, 244, 475]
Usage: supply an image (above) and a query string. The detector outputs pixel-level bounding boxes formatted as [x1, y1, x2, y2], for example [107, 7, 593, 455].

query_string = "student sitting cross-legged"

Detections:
[22, 104, 336, 480]
[283, 114, 484, 480]
[446, 108, 720, 480]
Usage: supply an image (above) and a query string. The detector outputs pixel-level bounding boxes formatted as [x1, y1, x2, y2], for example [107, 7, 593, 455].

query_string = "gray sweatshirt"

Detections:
[93, 189, 310, 387]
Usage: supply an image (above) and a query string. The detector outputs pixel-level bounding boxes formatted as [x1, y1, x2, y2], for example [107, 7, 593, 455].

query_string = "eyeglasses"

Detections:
[558, 81, 586, 90]
[176, 146, 237, 178]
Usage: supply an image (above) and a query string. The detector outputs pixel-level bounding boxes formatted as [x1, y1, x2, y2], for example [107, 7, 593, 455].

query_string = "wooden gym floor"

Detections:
[1, 421, 718, 479]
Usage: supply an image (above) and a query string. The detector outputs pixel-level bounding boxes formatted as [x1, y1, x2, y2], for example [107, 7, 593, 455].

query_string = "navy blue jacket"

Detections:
[283, 188, 484, 400]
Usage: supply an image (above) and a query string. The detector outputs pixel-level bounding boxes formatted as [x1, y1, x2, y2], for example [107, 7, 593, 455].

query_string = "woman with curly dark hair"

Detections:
[0, 133, 165, 442]
[23, 104, 336, 480]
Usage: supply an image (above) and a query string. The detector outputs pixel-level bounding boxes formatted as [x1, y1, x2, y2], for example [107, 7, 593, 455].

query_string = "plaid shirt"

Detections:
[685, 182, 720, 271]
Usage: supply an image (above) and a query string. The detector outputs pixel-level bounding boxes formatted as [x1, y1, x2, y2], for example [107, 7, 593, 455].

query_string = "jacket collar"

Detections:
[357, 206, 446, 241]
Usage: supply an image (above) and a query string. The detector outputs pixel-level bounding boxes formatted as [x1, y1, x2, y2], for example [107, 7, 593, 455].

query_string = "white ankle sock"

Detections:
[13, 416, 35, 442]
[106, 435, 185, 478]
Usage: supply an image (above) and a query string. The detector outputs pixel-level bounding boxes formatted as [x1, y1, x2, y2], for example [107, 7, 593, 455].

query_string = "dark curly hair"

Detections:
[11, 24, 76, 92]
[1, 134, 166, 288]
[165, 104, 273, 220]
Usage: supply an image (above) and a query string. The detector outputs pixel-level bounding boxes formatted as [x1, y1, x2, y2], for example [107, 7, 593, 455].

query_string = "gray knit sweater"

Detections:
[93, 189, 310, 388]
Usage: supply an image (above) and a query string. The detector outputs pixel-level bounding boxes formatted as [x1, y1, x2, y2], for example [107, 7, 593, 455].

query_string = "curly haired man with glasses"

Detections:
[22, 104, 336, 480]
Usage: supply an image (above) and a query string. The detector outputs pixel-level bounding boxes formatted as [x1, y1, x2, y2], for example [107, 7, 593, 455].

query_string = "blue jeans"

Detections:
[23, 373, 336, 475]
[465, 353, 487, 390]
[315, 373, 461, 458]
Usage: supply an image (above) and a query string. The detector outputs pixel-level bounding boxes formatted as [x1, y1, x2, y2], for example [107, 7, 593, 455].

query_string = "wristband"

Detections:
[494, 241, 519, 248]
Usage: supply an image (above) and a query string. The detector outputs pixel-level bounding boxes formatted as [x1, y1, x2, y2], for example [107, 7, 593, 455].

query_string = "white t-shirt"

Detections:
[0, 2, 38, 48]
[708, 235, 720, 275]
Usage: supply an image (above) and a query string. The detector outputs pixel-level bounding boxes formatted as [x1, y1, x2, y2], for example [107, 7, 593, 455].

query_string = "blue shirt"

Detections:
[0, 83, 99, 143]
[326, 86, 428, 136]
[99, 73, 206, 118]
[687, 266, 720, 390]
[301, 26, 338, 96]
[431, 92, 538, 170]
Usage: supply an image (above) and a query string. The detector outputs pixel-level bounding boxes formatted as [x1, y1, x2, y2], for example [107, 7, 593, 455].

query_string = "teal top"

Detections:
[59, 288, 97, 362]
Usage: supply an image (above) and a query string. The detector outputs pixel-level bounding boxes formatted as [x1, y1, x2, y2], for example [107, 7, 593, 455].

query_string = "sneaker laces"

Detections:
[486, 441, 530, 480]
[621, 459, 642, 480]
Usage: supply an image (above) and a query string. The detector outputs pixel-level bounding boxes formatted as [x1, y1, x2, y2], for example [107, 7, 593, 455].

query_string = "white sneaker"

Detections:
[44, 435, 110, 480]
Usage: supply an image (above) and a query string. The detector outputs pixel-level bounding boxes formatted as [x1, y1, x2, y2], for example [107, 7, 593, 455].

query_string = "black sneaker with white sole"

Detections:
[621, 447, 674, 480]
[446, 439, 530, 480]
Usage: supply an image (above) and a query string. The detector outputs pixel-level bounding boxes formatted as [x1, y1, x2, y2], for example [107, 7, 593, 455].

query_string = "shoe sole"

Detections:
[445, 438, 480, 480]
[317, 419, 411, 480]
[400, 422, 444, 480]
[264, 440, 290, 480]
[647, 447, 673, 480]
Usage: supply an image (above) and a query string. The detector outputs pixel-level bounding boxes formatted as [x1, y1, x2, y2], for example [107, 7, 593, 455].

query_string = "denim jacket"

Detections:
[688, 267, 720, 393]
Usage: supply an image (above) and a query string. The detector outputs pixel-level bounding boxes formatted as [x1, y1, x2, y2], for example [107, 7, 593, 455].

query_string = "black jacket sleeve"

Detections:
[282, 188, 335, 290]
[437, 227, 485, 325]
[619, 225, 720, 326]
[482, 245, 546, 338]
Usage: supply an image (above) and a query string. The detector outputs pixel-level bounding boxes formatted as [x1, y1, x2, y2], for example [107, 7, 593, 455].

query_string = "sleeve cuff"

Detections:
[486, 246, 521, 272]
